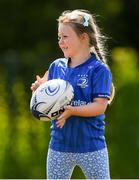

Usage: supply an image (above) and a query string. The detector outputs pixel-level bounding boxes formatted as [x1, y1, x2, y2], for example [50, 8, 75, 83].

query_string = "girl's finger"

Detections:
[36, 75, 42, 82]
[64, 105, 72, 110]
[43, 71, 48, 81]
[57, 114, 63, 120]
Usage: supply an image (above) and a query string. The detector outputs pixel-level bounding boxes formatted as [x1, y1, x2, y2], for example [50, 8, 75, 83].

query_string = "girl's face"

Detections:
[58, 23, 87, 59]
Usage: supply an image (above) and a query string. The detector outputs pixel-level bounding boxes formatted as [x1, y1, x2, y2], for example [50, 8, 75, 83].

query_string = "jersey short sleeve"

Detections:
[92, 64, 112, 100]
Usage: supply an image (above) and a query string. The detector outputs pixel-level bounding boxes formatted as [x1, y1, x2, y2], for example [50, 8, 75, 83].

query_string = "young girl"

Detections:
[31, 9, 114, 179]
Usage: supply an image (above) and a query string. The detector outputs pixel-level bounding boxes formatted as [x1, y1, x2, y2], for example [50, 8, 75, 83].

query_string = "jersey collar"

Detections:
[67, 53, 96, 69]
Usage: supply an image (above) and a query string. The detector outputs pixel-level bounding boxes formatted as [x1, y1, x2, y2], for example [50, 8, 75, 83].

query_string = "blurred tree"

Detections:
[106, 47, 139, 178]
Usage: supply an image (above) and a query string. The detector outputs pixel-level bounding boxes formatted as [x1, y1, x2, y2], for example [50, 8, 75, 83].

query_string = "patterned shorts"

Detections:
[47, 148, 110, 179]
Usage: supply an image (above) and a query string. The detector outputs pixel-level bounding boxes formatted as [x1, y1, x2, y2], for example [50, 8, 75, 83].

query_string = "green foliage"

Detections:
[106, 47, 139, 178]
[0, 76, 50, 178]
[111, 47, 139, 87]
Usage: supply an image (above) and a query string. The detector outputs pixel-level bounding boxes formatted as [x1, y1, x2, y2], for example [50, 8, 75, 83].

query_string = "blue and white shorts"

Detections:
[47, 148, 110, 179]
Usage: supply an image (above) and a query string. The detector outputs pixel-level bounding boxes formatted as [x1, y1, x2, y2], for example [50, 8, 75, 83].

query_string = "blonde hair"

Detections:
[58, 9, 115, 103]
[58, 9, 107, 63]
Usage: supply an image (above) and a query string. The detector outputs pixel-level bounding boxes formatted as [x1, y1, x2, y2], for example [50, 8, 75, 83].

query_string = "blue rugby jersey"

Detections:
[48, 53, 112, 153]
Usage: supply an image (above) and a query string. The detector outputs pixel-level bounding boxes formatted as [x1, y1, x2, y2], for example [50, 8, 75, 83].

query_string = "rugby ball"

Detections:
[30, 79, 74, 121]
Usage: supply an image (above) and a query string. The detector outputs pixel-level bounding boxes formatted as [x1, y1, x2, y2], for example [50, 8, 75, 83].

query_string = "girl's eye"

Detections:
[63, 35, 68, 38]
[58, 35, 68, 41]
[58, 35, 68, 39]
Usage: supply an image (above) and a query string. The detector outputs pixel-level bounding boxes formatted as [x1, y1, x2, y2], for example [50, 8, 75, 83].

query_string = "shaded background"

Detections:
[0, 0, 139, 179]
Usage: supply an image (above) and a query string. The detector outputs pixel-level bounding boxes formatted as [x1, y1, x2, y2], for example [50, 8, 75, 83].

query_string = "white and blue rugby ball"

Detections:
[30, 79, 74, 121]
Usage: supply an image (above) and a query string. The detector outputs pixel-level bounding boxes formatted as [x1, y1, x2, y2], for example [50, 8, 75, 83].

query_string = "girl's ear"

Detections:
[80, 32, 89, 41]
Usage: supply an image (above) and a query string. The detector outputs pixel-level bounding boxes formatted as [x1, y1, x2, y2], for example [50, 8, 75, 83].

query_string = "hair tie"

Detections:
[83, 15, 89, 27]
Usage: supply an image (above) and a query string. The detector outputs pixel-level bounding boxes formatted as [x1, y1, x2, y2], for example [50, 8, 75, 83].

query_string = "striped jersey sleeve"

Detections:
[92, 64, 112, 100]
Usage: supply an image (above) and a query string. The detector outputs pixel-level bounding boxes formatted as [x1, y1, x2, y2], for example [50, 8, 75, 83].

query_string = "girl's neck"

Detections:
[69, 51, 91, 68]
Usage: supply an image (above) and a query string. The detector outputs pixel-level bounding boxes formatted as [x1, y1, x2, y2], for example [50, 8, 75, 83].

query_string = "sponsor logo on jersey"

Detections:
[71, 100, 91, 106]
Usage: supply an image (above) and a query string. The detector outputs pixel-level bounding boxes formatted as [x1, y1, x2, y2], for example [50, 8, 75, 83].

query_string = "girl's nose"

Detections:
[58, 37, 64, 45]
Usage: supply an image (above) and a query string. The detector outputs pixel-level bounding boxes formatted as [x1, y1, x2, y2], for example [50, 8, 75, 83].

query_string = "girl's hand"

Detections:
[31, 71, 48, 93]
[56, 105, 75, 128]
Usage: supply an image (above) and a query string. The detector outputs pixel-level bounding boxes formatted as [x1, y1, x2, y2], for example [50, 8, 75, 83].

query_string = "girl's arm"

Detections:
[56, 98, 109, 128]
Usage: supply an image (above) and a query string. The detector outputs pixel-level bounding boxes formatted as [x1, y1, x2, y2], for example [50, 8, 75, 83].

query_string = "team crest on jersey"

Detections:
[77, 74, 89, 88]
